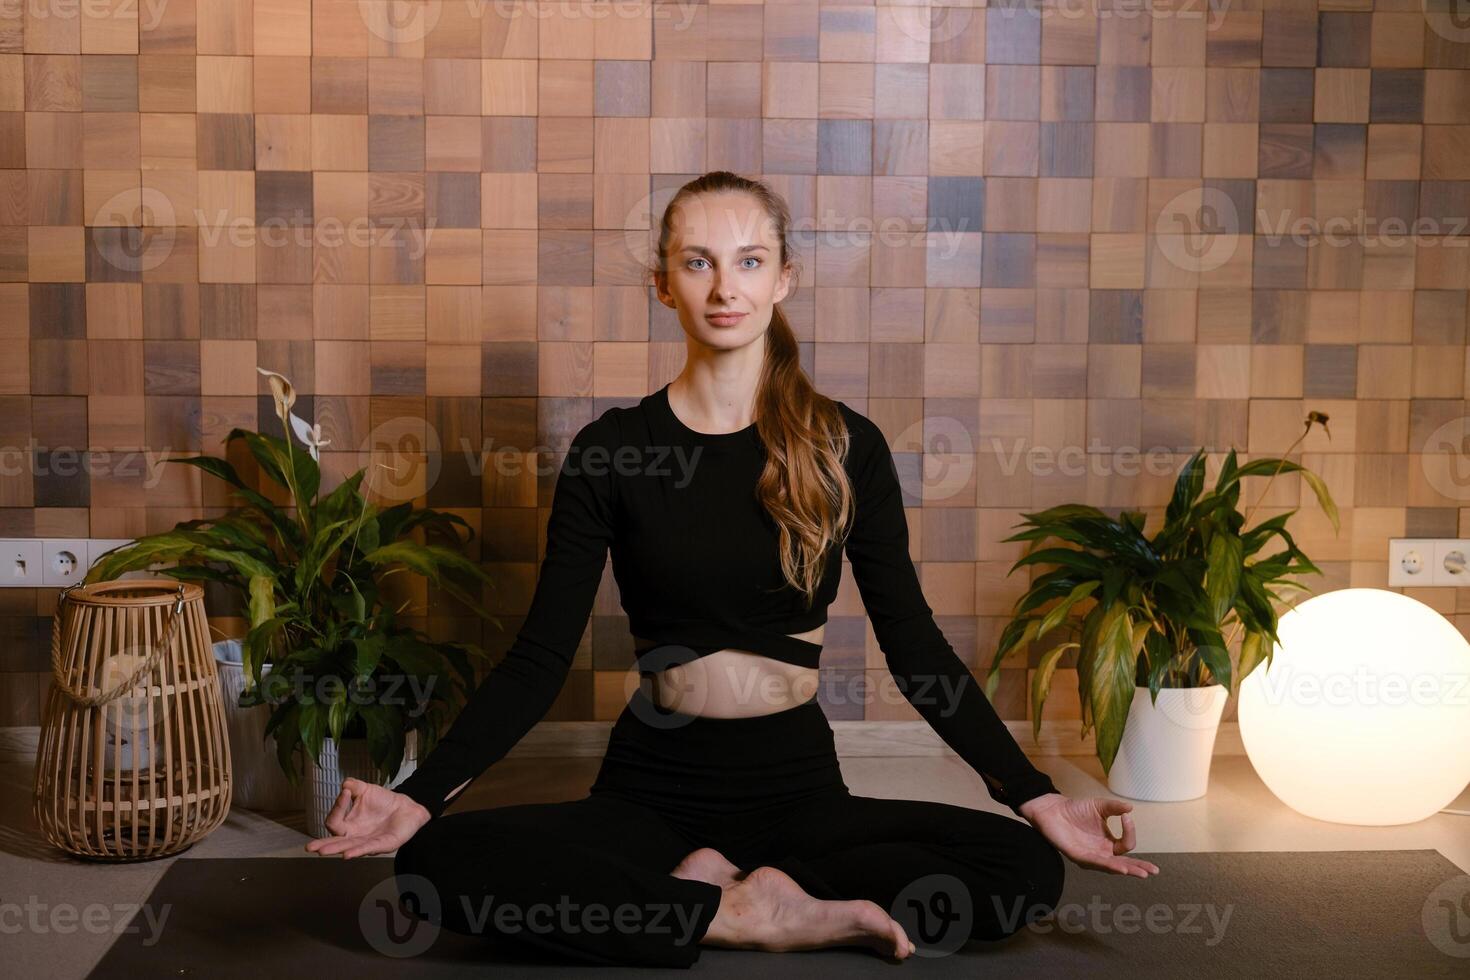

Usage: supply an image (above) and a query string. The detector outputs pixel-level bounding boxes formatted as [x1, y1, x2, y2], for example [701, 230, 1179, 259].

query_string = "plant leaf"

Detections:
[1089, 602, 1139, 773]
[1030, 642, 1078, 743]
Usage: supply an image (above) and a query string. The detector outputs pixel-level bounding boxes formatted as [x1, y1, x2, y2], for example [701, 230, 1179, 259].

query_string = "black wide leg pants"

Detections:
[393, 686, 1066, 967]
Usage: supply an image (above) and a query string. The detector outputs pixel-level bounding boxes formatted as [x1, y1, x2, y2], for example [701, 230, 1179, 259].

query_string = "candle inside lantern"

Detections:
[98, 651, 167, 772]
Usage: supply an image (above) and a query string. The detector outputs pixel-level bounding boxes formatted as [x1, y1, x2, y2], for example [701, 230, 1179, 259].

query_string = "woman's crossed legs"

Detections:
[392, 788, 1064, 967]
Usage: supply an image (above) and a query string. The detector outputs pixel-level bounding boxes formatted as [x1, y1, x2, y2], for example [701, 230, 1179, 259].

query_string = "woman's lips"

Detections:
[706, 312, 747, 325]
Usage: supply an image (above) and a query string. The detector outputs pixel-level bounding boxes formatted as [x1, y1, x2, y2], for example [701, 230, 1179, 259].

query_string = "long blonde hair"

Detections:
[649, 171, 856, 610]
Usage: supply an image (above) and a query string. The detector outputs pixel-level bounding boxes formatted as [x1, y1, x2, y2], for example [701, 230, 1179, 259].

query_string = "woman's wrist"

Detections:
[1017, 792, 1065, 823]
[395, 790, 434, 826]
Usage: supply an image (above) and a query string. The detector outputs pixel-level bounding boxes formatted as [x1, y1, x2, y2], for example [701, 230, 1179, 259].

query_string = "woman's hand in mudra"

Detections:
[1017, 793, 1160, 878]
[304, 778, 432, 859]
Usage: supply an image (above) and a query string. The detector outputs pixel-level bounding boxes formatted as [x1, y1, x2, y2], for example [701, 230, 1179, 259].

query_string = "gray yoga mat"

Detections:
[91, 850, 1470, 978]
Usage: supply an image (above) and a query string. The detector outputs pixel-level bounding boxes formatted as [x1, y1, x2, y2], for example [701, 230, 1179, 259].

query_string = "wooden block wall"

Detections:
[2, 2, 1469, 744]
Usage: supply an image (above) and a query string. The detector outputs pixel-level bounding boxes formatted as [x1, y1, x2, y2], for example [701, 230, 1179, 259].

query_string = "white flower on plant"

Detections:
[256, 367, 296, 427]
[256, 367, 329, 460]
[289, 413, 331, 462]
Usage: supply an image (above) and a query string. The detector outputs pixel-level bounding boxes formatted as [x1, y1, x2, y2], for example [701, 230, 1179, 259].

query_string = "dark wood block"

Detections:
[197, 113, 254, 170]
[982, 232, 1036, 287]
[481, 342, 538, 396]
[369, 115, 426, 171]
[427, 172, 480, 229]
[1089, 290, 1144, 343]
[483, 117, 538, 172]
[200, 283, 257, 340]
[86, 228, 145, 283]
[1252, 237, 1309, 290]
[29, 283, 85, 339]
[595, 60, 649, 117]
[256, 171, 313, 226]
[1314, 123, 1366, 179]
[1369, 69, 1424, 123]
[1258, 68, 1314, 122]
[26, 170, 83, 225]
[1317, 12, 1370, 68]
[1096, 66, 1151, 122]
[817, 119, 872, 175]
[1413, 291, 1468, 345]
[143, 340, 201, 395]
[1251, 290, 1309, 343]
[986, 0, 1042, 65]
[1261, 13, 1317, 68]
[1257, 123, 1315, 179]
[1303, 344, 1358, 396]
[1365, 180, 1420, 227]
[927, 176, 983, 235]
[312, 57, 368, 114]
[1040, 122, 1092, 177]
[81, 55, 139, 111]
[143, 283, 200, 340]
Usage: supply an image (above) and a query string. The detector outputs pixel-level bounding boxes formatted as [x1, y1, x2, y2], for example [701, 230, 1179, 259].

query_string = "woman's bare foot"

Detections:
[701, 865, 915, 959]
[671, 847, 747, 888]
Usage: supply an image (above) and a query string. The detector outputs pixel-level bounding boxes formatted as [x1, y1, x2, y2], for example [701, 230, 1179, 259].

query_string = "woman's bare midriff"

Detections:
[633, 625, 824, 719]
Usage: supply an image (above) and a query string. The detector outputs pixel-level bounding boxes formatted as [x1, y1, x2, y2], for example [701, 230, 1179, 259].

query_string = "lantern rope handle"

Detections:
[49, 583, 189, 708]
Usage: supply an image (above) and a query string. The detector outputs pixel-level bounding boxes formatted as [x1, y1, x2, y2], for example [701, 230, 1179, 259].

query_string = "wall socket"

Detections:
[1388, 538, 1470, 587]
[41, 539, 89, 586]
[2, 540, 42, 587]
[0, 539, 148, 588]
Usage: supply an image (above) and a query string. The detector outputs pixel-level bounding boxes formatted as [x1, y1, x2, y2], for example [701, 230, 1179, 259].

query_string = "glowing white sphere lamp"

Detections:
[1238, 588, 1470, 825]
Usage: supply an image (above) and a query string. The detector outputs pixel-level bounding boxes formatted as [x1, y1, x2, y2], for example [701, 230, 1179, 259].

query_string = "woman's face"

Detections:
[655, 192, 792, 350]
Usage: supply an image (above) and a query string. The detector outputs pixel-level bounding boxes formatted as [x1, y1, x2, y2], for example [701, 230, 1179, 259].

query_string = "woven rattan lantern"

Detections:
[34, 579, 232, 860]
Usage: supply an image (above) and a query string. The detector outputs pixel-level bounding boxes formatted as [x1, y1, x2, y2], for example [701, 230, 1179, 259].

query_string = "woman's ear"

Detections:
[773, 263, 793, 304]
[653, 270, 678, 310]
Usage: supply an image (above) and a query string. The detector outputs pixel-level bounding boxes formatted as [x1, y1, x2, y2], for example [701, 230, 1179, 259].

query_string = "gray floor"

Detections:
[6, 745, 1469, 980]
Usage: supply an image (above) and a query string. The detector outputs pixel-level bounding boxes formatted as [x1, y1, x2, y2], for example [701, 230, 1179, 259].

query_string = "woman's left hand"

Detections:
[1017, 793, 1160, 878]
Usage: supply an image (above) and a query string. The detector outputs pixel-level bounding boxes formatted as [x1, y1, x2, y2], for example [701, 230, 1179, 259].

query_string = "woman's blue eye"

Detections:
[687, 257, 762, 270]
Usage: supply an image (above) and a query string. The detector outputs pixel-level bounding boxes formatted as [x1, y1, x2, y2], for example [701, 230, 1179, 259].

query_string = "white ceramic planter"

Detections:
[213, 639, 305, 811]
[305, 732, 418, 839]
[1107, 684, 1229, 801]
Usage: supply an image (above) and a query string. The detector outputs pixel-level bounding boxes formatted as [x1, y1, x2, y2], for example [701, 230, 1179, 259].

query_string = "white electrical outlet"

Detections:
[1389, 538, 1470, 587]
[1432, 539, 1470, 587]
[1389, 539, 1432, 586]
[41, 539, 91, 587]
[0, 539, 43, 587]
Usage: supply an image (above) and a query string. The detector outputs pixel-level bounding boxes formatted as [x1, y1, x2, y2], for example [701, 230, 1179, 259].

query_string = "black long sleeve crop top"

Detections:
[393, 382, 1060, 820]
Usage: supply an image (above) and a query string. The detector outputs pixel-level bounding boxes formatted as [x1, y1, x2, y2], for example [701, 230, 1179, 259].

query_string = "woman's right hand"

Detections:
[304, 777, 433, 859]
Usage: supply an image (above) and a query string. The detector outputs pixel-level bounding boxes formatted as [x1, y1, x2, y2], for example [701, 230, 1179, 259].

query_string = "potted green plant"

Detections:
[85, 369, 497, 835]
[984, 412, 1339, 801]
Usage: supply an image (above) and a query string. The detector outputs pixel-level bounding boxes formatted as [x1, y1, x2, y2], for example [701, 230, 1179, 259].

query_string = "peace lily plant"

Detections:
[85, 368, 497, 787]
[984, 412, 1340, 787]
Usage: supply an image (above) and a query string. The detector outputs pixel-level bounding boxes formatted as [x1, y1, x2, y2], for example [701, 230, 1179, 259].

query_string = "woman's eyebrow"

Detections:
[680, 244, 771, 255]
